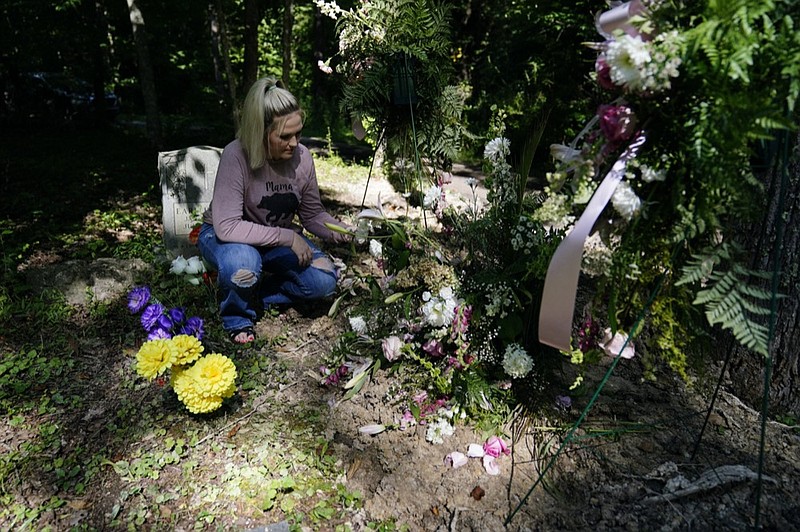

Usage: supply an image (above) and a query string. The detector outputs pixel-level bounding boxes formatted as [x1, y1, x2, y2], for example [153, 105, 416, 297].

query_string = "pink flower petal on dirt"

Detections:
[444, 452, 468, 469]
[359, 424, 386, 435]
[483, 455, 500, 475]
[467, 443, 485, 458]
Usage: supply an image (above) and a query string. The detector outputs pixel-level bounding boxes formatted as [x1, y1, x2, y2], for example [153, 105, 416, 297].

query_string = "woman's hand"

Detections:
[291, 232, 313, 267]
[329, 230, 354, 244]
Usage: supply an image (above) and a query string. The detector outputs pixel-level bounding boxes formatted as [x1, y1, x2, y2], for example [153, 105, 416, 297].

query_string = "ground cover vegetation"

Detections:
[1, 0, 800, 529]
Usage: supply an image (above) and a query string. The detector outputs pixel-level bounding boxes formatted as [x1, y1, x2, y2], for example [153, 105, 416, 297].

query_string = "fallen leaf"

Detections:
[67, 500, 92, 510]
[470, 486, 485, 501]
[431, 506, 439, 516]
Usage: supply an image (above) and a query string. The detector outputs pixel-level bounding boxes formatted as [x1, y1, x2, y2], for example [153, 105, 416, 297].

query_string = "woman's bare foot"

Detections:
[229, 327, 255, 344]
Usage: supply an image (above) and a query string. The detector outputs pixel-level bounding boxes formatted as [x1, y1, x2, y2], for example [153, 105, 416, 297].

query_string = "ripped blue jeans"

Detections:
[197, 223, 337, 332]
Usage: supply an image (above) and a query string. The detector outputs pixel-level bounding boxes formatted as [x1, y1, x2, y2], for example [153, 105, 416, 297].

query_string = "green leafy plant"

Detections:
[317, 0, 472, 196]
[677, 243, 773, 355]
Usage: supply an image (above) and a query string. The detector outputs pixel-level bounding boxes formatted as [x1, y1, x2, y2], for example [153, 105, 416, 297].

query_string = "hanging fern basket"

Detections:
[392, 54, 418, 106]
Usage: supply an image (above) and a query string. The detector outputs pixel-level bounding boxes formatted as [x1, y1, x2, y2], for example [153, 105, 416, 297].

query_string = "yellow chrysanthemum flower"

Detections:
[135, 339, 177, 380]
[172, 370, 223, 414]
[170, 334, 204, 366]
[169, 364, 186, 388]
[191, 353, 237, 399]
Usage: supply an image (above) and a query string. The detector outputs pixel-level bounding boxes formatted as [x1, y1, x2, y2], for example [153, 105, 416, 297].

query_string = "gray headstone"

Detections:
[158, 146, 222, 258]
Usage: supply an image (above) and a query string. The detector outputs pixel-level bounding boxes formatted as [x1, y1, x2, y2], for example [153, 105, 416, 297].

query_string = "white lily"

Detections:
[357, 194, 386, 220]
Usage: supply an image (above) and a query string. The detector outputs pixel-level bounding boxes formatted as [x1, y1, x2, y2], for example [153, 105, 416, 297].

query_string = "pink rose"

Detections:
[483, 436, 510, 458]
[598, 104, 637, 143]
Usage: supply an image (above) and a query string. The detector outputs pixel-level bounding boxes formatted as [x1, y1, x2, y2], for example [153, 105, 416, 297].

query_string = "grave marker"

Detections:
[158, 146, 222, 258]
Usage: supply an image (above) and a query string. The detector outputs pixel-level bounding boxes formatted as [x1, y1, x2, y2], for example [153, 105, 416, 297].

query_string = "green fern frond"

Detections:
[677, 243, 775, 356]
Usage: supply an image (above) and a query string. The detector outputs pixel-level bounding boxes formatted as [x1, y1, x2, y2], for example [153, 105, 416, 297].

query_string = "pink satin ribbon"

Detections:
[596, 0, 645, 39]
[538, 134, 646, 351]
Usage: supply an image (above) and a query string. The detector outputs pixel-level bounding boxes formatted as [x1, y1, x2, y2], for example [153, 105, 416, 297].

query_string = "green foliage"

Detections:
[528, 0, 800, 379]
[677, 243, 773, 355]
[322, 0, 471, 194]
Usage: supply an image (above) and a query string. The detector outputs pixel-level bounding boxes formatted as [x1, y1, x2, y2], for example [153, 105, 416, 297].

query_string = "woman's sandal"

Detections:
[228, 326, 255, 345]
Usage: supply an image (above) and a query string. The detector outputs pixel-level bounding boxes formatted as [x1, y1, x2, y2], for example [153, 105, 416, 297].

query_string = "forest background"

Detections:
[2, 0, 597, 158]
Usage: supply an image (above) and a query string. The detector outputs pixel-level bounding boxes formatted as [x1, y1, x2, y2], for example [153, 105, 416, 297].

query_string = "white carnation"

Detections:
[611, 181, 642, 221]
[605, 34, 651, 91]
[349, 316, 368, 335]
[502, 343, 533, 379]
[484, 137, 510, 163]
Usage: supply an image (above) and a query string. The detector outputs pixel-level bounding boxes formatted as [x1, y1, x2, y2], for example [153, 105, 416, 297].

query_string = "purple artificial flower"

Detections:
[180, 316, 205, 340]
[147, 327, 172, 341]
[127, 286, 151, 314]
[140, 303, 166, 330]
[555, 395, 573, 410]
[598, 103, 637, 143]
[156, 313, 174, 331]
[168, 307, 186, 326]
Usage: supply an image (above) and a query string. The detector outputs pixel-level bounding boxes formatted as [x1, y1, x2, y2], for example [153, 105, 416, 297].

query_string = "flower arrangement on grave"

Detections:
[531, 0, 800, 382]
[127, 280, 237, 415]
[322, 0, 799, 454]
[321, 136, 564, 439]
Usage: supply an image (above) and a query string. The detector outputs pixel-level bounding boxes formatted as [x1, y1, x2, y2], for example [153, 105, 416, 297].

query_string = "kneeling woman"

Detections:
[198, 77, 351, 344]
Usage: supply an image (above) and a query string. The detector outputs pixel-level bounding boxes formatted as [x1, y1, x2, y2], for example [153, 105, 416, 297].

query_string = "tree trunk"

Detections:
[208, 3, 227, 106]
[214, 0, 238, 131]
[282, 0, 293, 86]
[311, 5, 327, 123]
[728, 130, 800, 418]
[243, 0, 259, 90]
[88, 0, 110, 124]
[126, 0, 162, 146]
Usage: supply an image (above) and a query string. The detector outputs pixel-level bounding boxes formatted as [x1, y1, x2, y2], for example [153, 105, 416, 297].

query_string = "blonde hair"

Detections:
[237, 77, 302, 169]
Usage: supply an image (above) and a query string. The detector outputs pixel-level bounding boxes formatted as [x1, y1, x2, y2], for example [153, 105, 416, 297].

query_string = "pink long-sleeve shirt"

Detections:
[202, 140, 343, 247]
